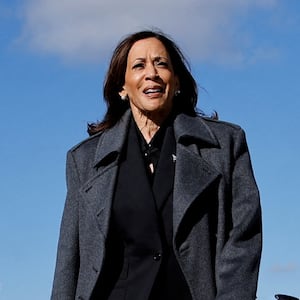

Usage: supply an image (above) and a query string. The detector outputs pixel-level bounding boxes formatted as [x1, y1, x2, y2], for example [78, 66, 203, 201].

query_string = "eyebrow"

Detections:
[132, 56, 169, 62]
[154, 56, 168, 62]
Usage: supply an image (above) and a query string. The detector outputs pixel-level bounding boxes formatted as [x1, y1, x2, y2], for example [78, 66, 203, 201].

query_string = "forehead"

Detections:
[127, 37, 169, 60]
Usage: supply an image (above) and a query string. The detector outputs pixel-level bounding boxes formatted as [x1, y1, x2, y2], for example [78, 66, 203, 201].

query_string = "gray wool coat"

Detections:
[51, 109, 262, 300]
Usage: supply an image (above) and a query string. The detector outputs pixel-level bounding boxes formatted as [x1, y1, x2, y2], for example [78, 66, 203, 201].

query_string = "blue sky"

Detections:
[0, 0, 299, 299]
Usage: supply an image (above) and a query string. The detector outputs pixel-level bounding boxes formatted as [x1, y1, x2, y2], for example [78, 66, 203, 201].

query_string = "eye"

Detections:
[155, 60, 169, 68]
[132, 62, 144, 69]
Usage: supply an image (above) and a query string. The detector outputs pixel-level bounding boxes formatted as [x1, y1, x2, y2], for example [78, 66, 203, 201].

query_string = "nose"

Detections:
[145, 63, 158, 80]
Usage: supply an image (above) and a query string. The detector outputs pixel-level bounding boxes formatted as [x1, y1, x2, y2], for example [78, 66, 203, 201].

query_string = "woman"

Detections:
[51, 30, 262, 300]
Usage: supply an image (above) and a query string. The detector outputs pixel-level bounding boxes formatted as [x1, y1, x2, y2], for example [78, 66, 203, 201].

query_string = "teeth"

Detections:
[145, 88, 162, 94]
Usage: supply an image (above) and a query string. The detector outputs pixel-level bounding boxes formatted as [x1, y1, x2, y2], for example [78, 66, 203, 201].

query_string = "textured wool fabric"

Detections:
[51, 109, 262, 300]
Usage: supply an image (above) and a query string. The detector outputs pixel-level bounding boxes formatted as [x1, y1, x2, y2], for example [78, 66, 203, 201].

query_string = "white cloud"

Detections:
[18, 0, 279, 65]
[271, 263, 300, 273]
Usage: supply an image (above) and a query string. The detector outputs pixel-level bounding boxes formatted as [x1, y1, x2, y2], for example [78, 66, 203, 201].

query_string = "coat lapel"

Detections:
[173, 114, 221, 240]
[78, 110, 221, 243]
[79, 110, 132, 239]
[152, 125, 176, 211]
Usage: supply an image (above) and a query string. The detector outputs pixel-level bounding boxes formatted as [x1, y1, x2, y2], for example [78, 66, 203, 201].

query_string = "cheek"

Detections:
[124, 75, 142, 93]
[167, 78, 177, 93]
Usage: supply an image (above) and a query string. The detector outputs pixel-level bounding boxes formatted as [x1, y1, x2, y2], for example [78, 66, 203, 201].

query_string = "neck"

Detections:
[131, 108, 170, 143]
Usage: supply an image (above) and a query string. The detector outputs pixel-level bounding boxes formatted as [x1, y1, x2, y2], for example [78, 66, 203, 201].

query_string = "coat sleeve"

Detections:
[216, 128, 262, 300]
[51, 151, 80, 300]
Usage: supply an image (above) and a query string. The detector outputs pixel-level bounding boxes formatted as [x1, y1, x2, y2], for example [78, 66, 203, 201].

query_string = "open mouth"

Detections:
[143, 87, 164, 94]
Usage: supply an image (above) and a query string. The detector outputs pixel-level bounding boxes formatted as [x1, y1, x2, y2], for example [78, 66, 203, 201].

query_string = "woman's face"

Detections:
[120, 37, 179, 119]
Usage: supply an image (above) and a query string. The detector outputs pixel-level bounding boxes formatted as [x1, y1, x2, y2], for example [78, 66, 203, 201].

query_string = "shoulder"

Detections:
[68, 109, 132, 158]
[199, 115, 242, 134]
[68, 130, 104, 156]
[175, 113, 245, 147]
[200, 116, 248, 153]
[197, 116, 249, 159]
[198, 115, 246, 143]
[65, 131, 105, 175]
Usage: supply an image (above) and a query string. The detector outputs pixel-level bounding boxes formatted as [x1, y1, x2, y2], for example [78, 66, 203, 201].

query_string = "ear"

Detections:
[119, 87, 127, 98]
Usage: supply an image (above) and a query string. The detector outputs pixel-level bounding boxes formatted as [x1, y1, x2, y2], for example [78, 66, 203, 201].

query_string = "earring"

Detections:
[121, 95, 128, 101]
[175, 90, 181, 97]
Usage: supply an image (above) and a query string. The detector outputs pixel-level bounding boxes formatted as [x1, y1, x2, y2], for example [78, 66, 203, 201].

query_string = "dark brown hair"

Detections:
[88, 30, 198, 135]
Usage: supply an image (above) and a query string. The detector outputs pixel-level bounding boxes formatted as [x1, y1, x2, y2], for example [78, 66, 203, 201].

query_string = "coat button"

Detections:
[153, 253, 162, 261]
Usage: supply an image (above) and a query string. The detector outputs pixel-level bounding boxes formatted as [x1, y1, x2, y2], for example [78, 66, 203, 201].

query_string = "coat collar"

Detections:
[85, 109, 221, 242]
[174, 113, 219, 147]
[93, 109, 132, 168]
[93, 110, 219, 168]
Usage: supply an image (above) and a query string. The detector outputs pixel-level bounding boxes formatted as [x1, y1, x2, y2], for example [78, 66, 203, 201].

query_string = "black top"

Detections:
[93, 116, 192, 300]
[135, 118, 170, 183]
